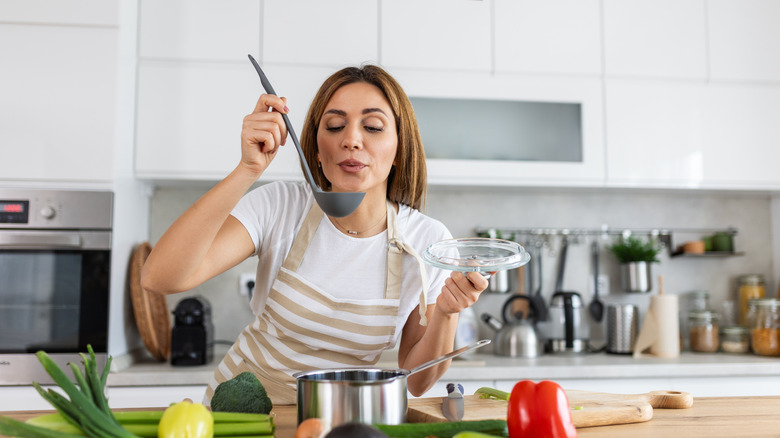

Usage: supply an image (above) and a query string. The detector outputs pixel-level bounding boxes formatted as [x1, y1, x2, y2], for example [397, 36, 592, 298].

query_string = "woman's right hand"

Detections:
[239, 94, 289, 176]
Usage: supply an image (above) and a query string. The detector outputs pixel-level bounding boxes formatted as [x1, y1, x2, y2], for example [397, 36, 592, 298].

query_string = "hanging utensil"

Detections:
[589, 241, 605, 322]
[530, 243, 548, 321]
[248, 55, 364, 218]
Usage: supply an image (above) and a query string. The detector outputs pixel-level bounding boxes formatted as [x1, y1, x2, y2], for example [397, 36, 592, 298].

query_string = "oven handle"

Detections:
[0, 232, 82, 249]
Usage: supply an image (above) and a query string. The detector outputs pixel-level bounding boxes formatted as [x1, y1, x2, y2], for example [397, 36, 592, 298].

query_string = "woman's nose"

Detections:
[341, 126, 363, 150]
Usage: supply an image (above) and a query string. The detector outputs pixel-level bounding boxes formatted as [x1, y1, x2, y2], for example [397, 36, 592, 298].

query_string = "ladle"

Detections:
[589, 241, 604, 322]
[248, 55, 365, 217]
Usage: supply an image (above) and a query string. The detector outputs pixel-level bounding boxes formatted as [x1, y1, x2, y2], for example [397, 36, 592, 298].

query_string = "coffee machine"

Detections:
[170, 296, 214, 366]
[545, 291, 590, 353]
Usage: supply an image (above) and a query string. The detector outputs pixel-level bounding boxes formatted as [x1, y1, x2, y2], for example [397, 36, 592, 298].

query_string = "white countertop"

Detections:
[106, 344, 780, 389]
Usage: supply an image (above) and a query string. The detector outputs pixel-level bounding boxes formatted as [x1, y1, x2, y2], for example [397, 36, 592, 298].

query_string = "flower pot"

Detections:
[620, 261, 652, 293]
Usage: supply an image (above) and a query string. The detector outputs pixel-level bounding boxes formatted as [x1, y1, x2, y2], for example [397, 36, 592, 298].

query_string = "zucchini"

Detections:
[374, 419, 508, 438]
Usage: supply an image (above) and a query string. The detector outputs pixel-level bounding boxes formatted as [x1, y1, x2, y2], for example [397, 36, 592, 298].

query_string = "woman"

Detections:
[141, 65, 488, 404]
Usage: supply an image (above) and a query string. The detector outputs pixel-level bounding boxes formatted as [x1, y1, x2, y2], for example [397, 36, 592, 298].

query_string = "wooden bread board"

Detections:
[407, 389, 693, 428]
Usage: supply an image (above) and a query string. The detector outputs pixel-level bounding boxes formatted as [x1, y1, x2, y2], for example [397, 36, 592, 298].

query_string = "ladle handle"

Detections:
[248, 55, 320, 189]
[408, 339, 490, 376]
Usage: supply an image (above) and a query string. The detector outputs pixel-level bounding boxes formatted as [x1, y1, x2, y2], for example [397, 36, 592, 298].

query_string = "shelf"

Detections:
[671, 251, 745, 258]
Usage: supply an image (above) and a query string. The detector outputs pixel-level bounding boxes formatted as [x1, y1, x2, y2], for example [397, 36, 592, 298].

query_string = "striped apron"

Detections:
[205, 200, 429, 405]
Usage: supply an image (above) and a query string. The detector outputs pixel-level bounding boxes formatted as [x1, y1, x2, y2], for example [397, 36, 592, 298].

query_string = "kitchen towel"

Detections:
[633, 294, 680, 358]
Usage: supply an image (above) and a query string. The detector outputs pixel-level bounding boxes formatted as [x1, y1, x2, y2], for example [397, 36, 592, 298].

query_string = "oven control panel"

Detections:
[0, 200, 29, 224]
[0, 189, 112, 229]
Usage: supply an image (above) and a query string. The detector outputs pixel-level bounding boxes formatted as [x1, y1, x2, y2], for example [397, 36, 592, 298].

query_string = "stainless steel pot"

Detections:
[293, 339, 490, 428]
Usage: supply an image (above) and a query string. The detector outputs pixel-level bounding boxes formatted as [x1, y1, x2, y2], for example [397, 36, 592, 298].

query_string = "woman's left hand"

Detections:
[436, 271, 489, 315]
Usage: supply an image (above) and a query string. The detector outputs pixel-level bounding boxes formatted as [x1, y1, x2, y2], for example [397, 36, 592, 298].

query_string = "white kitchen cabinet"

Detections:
[262, 0, 378, 67]
[380, 0, 491, 72]
[602, 0, 708, 80]
[0, 24, 117, 184]
[391, 69, 605, 187]
[494, 0, 602, 76]
[708, 0, 780, 83]
[0, 0, 118, 26]
[135, 62, 331, 182]
[138, 0, 260, 62]
[606, 79, 780, 189]
[605, 79, 706, 188]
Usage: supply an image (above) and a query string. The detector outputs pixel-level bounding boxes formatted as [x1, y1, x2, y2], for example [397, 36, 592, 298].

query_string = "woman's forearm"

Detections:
[141, 164, 260, 294]
[403, 306, 460, 397]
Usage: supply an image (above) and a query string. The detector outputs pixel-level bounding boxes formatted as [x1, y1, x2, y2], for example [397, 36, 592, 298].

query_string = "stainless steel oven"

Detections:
[0, 188, 112, 385]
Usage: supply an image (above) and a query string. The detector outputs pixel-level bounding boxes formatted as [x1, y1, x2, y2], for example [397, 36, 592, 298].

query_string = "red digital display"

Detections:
[1, 203, 24, 213]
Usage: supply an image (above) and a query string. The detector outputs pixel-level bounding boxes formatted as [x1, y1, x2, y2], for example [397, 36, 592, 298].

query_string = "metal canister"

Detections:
[606, 304, 638, 354]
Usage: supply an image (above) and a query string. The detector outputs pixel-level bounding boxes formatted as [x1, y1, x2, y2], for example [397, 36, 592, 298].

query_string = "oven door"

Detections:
[0, 230, 111, 356]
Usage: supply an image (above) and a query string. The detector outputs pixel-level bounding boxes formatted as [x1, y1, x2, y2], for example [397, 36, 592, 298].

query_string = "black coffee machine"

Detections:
[170, 296, 214, 366]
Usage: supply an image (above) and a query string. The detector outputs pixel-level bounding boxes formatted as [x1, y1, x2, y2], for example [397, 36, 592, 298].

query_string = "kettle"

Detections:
[481, 295, 543, 358]
[545, 291, 590, 353]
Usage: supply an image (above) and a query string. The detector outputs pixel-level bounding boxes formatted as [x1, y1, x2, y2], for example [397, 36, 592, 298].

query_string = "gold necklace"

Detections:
[332, 212, 387, 236]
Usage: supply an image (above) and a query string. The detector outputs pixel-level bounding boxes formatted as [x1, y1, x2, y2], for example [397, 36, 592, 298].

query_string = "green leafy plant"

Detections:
[608, 236, 661, 263]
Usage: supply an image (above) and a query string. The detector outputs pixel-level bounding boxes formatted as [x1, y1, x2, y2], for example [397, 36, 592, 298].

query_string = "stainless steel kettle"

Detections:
[481, 295, 543, 358]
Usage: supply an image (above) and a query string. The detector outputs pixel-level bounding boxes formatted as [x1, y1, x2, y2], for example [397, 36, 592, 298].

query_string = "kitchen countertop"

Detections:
[108, 344, 780, 390]
[4, 396, 780, 437]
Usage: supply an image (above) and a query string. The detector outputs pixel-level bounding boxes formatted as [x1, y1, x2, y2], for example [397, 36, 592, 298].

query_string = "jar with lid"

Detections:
[689, 310, 720, 353]
[738, 274, 765, 325]
[680, 291, 710, 351]
[720, 325, 750, 354]
[750, 298, 780, 356]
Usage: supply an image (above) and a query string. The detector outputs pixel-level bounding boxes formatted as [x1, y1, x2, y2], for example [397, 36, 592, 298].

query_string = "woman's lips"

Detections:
[338, 159, 366, 173]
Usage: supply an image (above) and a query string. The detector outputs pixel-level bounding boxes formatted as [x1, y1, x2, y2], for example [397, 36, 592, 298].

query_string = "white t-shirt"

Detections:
[230, 181, 453, 344]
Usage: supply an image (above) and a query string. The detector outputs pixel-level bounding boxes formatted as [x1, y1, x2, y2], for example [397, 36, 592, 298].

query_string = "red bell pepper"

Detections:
[507, 380, 577, 438]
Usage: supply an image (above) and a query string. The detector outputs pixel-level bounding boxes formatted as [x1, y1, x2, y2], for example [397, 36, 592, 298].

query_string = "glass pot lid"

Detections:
[422, 238, 531, 272]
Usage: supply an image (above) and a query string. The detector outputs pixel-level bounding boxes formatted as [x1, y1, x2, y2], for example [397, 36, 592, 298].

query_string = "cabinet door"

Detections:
[494, 0, 601, 75]
[0, 24, 117, 184]
[381, 0, 491, 72]
[135, 62, 328, 182]
[139, 0, 260, 61]
[0, 0, 118, 26]
[701, 83, 780, 189]
[605, 79, 706, 187]
[393, 70, 605, 186]
[262, 0, 378, 67]
[603, 0, 707, 80]
[708, 0, 780, 82]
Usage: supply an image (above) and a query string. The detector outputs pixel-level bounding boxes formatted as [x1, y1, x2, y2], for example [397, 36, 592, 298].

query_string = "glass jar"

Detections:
[688, 310, 720, 353]
[680, 291, 710, 351]
[738, 274, 765, 325]
[720, 325, 750, 354]
[750, 298, 780, 357]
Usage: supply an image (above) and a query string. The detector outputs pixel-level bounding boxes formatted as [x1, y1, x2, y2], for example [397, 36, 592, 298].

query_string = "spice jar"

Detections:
[688, 310, 719, 353]
[738, 274, 765, 325]
[750, 298, 780, 357]
[680, 291, 710, 351]
[720, 325, 750, 354]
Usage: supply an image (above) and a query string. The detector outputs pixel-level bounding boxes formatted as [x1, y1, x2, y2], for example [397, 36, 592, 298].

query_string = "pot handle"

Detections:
[407, 339, 491, 376]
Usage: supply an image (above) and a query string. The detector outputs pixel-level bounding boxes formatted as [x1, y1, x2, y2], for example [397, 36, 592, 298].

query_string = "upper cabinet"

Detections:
[602, 0, 708, 80]
[708, 0, 780, 82]
[138, 0, 260, 61]
[380, 0, 491, 72]
[494, 0, 602, 76]
[262, 0, 378, 67]
[0, 1, 119, 185]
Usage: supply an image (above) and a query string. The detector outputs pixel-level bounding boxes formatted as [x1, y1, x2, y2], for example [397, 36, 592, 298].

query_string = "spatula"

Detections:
[248, 55, 365, 217]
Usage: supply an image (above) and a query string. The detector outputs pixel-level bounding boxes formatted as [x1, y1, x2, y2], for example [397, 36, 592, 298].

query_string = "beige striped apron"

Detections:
[206, 200, 429, 405]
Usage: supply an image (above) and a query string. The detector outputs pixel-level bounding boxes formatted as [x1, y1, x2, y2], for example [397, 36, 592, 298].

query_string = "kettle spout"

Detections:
[481, 313, 504, 331]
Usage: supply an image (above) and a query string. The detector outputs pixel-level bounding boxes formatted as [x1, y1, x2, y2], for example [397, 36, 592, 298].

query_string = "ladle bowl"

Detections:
[248, 55, 365, 217]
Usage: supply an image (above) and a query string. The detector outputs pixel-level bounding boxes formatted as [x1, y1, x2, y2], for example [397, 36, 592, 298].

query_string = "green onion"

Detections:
[474, 387, 511, 401]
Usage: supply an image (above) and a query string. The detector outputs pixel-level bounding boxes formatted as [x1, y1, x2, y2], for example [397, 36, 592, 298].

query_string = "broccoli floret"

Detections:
[210, 371, 273, 414]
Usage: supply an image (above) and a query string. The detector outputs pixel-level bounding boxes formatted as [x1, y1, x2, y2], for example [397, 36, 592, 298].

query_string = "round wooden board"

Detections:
[129, 242, 170, 361]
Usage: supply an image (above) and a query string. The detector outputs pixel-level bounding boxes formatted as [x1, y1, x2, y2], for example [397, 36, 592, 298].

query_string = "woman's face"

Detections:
[316, 82, 398, 196]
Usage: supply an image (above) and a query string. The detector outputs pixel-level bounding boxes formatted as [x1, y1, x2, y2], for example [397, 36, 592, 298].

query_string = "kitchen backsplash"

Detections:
[149, 184, 774, 347]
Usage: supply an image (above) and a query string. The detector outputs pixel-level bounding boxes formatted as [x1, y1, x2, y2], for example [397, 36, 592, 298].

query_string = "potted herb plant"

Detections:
[608, 236, 661, 293]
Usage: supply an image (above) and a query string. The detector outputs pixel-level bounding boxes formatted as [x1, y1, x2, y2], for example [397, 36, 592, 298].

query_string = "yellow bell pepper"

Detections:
[158, 401, 214, 438]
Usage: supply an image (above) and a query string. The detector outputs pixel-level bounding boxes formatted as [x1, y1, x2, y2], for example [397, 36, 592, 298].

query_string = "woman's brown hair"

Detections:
[299, 65, 426, 210]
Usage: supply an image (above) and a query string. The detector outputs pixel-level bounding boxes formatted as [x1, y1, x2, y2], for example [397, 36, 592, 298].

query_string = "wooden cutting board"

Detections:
[407, 389, 693, 428]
